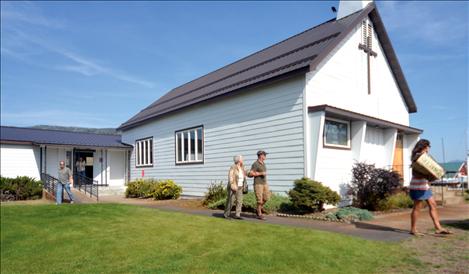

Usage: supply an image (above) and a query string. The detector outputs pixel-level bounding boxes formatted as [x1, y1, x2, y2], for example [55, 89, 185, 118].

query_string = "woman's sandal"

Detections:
[435, 229, 453, 235]
[410, 231, 425, 237]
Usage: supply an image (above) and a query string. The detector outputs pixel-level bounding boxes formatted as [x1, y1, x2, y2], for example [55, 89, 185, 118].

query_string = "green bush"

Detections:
[326, 207, 373, 222]
[207, 192, 291, 214]
[203, 181, 227, 206]
[378, 192, 413, 211]
[288, 177, 340, 213]
[0, 176, 43, 201]
[125, 179, 157, 198]
[125, 179, 182, 200]
[152, 180, 182, 200]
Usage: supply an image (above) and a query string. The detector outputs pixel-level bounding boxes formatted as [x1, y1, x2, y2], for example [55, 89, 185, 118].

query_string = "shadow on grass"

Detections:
[441, 219, 469, 230]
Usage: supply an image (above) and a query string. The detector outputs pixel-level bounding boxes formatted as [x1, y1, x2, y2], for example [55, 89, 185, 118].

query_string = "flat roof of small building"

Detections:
[0, 126, 131, 148]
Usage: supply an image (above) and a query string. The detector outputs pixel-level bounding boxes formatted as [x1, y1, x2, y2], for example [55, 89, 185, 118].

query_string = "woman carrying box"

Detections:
[410, 139, 452, 236]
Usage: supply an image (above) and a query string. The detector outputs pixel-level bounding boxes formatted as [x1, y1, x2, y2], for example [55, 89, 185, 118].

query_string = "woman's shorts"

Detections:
[409, 189, 433, 201]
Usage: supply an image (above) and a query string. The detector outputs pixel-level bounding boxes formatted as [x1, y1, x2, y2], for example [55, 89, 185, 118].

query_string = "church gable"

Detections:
[306, 15, 411, 126]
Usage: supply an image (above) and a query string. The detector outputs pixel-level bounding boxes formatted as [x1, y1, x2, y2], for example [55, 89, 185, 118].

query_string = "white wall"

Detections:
[306, 17, 410, 126]
[122, 75, 306, 196]
[0, 144, 40, 179]
[403, 134, 420, 185]
[108, 150, 126, 187]
[40, 146, 127, 187]
[308, 114, 354, 198]
[305, 16, 418, 199]
[43, 147, 67, 179]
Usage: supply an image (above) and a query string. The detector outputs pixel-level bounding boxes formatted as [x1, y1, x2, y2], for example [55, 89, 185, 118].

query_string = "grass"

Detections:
[1, 204, 421, 273]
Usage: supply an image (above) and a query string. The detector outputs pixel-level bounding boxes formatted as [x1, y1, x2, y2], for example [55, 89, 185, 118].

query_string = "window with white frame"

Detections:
[175, 126, 203, 164]
[135, 137, 153, 167]
[324, 118, 350, 149]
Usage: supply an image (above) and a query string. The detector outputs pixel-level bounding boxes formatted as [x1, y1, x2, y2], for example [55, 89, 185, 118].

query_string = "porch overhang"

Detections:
[308, 105, 423, 135]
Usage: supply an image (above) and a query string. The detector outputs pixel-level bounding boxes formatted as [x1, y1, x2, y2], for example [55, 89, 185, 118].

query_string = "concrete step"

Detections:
[71, 188, 98, 204]
[98, 186, 126, 196]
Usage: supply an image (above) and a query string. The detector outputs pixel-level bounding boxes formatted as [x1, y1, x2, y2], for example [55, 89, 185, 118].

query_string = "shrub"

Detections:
[125, 179, 182, 200]
[0, 176, 43, 201]
[125, 179, 156, 198]
[326, 207, 373, 222]
[203, 181, 227, 206]
[288, 177, 340, 213]
[378, 192, 413, 211]
[348, 162, 401, 211]
[152, 180, 182, 200]
[207, 192, 291, 214]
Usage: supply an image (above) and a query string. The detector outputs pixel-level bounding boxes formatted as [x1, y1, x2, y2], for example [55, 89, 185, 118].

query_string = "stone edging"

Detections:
[276, 213, 351, 224]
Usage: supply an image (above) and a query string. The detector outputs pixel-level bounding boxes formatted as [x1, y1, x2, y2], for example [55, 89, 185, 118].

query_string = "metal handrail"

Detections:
[73, 174, 99, 201]
[41, 173, 60, 200]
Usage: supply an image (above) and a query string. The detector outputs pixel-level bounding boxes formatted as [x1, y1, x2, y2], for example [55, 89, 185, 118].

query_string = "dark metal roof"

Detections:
[308, 105, 423, 134]
[0, 126, 131, 148]
[119, 3, 416, 130]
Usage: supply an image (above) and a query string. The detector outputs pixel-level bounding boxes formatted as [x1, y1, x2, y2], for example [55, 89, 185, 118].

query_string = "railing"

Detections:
[74, 174, 99, 201]
[41, 173, 60, 200]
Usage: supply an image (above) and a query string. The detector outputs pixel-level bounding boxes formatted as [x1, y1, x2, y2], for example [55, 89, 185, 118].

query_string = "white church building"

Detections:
[118, 0, 422, 197]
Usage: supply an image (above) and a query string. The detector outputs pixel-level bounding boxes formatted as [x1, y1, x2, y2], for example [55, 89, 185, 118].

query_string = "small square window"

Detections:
[324, 118, 350, 149]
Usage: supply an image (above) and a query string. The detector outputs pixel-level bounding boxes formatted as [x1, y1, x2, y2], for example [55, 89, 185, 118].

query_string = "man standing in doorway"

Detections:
[57, 160, 74, 205]
[76, 157, 86, 177]
[249, 151, 270, 220]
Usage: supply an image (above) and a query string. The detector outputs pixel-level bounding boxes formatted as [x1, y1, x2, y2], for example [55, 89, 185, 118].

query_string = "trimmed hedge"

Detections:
[0, 176, 43, 201]
[125, 179, 182, 200]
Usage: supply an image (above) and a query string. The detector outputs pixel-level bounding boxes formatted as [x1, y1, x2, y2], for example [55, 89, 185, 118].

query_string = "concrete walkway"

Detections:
[362, 203, 469, 233]
[97, 196, 467, 242]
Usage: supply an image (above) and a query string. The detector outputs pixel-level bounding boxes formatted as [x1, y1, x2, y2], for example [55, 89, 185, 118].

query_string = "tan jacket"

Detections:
[228, 164, 247, 192]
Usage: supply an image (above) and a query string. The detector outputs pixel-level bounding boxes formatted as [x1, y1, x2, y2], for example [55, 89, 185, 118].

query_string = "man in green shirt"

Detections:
[249, 150, 270, 220]
[57, 161, 75, 205]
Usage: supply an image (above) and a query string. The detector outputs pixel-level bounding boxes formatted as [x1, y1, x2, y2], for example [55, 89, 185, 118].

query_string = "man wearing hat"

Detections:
[248, 150, 270, 220]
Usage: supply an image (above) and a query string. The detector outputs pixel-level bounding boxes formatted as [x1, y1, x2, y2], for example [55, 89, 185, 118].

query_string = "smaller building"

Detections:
[0, 126, 131, 194]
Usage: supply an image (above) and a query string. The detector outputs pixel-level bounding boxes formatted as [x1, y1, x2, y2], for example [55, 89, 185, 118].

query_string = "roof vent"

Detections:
[336, 0, 372, 20]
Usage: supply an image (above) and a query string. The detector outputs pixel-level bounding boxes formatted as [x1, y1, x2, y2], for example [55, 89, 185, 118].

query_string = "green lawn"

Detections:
[1, 204, 420, 273]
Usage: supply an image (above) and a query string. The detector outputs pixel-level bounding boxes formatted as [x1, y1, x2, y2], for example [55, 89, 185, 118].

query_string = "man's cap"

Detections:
[257, 150, 268, 156]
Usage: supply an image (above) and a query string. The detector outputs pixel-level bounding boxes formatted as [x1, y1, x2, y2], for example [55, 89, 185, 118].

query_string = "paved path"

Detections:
[362, 203, 469, 232]
[95, 196, 467, 242]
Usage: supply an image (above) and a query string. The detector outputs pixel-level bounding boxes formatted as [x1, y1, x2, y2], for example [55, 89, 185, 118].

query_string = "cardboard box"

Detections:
[412, 153, 445, 180]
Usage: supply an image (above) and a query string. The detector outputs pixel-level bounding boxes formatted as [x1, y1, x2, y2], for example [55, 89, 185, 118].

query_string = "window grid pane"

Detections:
[180, 132, 185, 162]
[136, 142, 140, 166]
[175, 126, 204, 164]
[194, 130, 199, 161]
[197, 128, 203, 161]
[149, 139, 153, 165]
[324, 120, 349, 147]
[136, 138, 153, 166]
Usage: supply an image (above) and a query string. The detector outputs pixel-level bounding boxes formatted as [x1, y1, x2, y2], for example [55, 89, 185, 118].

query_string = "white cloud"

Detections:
[378, 1, 468, 46]
[1, 1, 64, 29]
[1, 3, 156, 89]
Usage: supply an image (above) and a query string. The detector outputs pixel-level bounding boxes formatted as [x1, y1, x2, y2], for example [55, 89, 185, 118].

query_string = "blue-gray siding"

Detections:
[121, 75, 306, 196]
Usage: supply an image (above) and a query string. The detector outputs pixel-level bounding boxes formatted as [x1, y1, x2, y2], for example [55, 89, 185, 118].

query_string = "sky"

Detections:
[1, 1, 468, 162]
